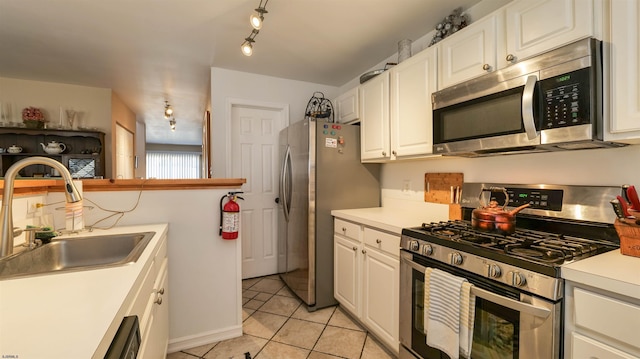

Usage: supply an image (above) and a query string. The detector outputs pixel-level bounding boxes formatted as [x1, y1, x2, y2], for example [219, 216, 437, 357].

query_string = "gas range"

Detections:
[400, 183, 621, 301]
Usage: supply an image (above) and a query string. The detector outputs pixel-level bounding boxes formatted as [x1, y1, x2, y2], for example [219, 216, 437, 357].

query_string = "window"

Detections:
[146, 151, 201, 179]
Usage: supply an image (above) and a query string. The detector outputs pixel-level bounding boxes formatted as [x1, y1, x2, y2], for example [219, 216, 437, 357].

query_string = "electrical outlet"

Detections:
[402, 180, 411, 193]
[26, 200, 41, 215]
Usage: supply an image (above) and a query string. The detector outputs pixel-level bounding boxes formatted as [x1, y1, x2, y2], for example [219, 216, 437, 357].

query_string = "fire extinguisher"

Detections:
[219, 191, 244, 240]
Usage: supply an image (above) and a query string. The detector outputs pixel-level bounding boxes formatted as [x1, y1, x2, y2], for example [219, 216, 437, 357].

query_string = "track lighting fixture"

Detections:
[241, 0, 269, 56]
[169, 118, 176, 131]
[241, 30, 259, 56]
[164, 101, 173, 119]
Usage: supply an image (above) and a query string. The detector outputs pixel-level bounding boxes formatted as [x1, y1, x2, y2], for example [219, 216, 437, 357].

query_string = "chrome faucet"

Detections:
[0, 157, 82, 257]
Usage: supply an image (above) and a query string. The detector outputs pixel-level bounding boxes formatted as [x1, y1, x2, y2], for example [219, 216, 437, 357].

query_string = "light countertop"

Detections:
[562, 249, 640, 299]
[0, 223, 168, 359]
[331, 203, 449, 234]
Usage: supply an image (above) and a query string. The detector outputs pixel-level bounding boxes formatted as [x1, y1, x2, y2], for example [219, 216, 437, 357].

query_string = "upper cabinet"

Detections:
[604, 0, 640, 143]
[335, 87, 360, 124]
[438, 12, 502, 89]
[360, 72, 390, 161]
[503, 0, 596, 66]
[390, 47, 438, 158]
[360, 46, 438, 162]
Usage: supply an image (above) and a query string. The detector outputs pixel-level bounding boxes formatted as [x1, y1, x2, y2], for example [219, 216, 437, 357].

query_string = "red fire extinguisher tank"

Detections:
[220, 192, 243, 240]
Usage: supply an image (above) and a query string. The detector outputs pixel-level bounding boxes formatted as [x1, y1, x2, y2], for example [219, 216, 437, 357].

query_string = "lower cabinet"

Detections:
[333, 218, 399, 355]
[564, 281, 640, 358]
[127, 234, 169, 358]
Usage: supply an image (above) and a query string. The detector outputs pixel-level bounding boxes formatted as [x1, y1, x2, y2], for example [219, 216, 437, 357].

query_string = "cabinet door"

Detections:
[334, 235, 360, 316]
[390, 47, 438, 158]
[605, 0, 640, 142]
[571, 333, 639, 359]
[505, 0, 593, 64]
[359, 71, 390, 161]
[438, 13, 500, 89]
[139, 259, 169, 359]
[336, 87, 359, 124]
[362, 247, 399, 353]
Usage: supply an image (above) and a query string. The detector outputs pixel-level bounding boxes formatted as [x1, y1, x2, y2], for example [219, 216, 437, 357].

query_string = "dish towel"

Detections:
[423, 268, 476, 359]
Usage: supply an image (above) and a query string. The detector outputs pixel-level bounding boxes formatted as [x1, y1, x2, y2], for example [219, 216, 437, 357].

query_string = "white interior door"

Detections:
[115, 124, 134, 179]
[231, 104, 287, 279]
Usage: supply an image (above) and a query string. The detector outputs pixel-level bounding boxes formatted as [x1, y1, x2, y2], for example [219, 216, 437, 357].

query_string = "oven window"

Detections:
[408, 261, 520, 359]
[471, 299, 519, 359]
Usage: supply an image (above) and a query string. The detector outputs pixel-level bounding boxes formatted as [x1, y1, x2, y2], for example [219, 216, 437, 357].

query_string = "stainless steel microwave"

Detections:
[432, 38, 625, 157]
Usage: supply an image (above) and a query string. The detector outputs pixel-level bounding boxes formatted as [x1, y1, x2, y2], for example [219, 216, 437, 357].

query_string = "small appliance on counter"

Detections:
[399, 183, 620, 359]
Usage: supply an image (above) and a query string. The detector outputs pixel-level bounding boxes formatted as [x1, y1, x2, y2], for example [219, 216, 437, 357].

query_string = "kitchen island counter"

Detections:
[0, 223, 168, 359]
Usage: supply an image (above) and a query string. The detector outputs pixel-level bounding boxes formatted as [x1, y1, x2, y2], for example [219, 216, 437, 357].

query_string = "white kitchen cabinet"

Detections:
[361, 228, 399, 351]
[504, 0, 596, 66]
[604, 0, 640, 143]
[333, 218, 400, 354]
[126, 232, 169, 358]
[438, 12, 502, 89]
[360, 46, 438, 162]
[359, 71, 390, 161]
[335, 87, 360, 124]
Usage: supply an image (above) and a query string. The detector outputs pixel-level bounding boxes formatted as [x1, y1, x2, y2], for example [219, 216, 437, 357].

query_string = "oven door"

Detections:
[399, 251, 561, 359]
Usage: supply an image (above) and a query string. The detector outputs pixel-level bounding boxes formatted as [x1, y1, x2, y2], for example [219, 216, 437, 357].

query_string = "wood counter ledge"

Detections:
[0, 178, 246, 196]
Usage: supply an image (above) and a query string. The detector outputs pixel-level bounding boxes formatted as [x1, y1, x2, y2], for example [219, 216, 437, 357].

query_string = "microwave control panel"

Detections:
[539, 67, 592, 129]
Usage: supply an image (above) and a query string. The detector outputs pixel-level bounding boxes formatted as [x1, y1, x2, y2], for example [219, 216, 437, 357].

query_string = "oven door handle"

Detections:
[471, 286, 551, 319]
[402, 253, 551, 319]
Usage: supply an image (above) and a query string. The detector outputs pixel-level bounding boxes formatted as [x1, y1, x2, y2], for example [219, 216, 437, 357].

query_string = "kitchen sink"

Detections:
[0, 231, 155, 280]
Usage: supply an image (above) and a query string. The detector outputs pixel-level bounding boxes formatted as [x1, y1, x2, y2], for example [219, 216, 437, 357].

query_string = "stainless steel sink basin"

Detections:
[0, 231, 155, 280]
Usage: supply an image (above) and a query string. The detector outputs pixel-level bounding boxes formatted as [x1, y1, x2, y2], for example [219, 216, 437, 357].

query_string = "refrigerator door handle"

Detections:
[281, 145, 291, 222]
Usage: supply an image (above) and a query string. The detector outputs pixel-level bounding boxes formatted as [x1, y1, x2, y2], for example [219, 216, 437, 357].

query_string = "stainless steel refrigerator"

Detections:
[277, 118, 380, 310]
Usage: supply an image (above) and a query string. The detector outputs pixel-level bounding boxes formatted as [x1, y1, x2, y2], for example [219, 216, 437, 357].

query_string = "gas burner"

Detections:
[504, 244, 568, 264]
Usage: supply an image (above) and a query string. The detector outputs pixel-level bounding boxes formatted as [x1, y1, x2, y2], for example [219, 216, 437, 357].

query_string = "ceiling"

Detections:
[0, 0, 481, 146]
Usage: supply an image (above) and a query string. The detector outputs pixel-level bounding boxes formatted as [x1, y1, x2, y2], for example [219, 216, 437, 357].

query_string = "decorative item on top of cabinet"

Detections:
[428, 7, 469, 47]
[424, 172, 464, 220]
[0, 128, 105, 178]
[305, 92, 334, 123]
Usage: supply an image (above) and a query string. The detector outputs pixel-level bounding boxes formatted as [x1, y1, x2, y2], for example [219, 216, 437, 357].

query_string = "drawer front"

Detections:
[334, 218, 361, 241]
[572, 332, 638, 359]
[573, 287, 640, 350]
[363, 227, 400, 257]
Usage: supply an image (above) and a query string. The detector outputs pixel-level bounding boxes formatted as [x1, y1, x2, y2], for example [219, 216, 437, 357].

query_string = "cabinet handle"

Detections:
[155, 296, 163, 305]
[376, 239, 382, 244]
[382, 151, 386, 156]
[158, 288, 165, 295]
[362, 249, 367, 254]
[482, 63, 491, 71]
[342, 227, 347, 232]
[392, 150, 397, 156]
[352, 246, 358, 251]
[506, 54, 516, 62]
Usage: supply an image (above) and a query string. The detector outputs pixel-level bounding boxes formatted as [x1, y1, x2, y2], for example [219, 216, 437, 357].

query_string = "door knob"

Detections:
[275, 197, 280, 204]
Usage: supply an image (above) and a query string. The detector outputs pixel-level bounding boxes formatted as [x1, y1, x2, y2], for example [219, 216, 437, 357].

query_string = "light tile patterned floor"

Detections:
[167, 275, 397, 359]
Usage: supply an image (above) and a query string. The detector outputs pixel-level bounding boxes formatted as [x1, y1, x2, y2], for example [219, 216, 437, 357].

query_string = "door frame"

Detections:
[226, 98, 290, 296]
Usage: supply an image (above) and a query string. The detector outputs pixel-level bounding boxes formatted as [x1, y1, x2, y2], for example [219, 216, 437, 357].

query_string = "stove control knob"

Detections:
[450, 252, 463, 266]
[486, 264, 502, 278]
[409, 240, 420, 252]
[422, 244, 433, 256]
[510, 271, 527, 287]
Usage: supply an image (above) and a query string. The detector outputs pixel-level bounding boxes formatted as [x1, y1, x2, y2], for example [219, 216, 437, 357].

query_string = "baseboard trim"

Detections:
[167, 325, 243, 353]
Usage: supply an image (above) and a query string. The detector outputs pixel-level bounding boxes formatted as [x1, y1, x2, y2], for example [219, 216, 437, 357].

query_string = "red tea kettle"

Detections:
[471, 187, 530, 234]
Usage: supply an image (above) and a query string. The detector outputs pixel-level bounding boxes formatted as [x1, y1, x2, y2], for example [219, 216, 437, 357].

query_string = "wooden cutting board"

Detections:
[424, 172, 464, 220]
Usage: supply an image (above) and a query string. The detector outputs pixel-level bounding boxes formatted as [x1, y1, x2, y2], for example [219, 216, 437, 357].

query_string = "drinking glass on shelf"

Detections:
[66, 109, 76, 129]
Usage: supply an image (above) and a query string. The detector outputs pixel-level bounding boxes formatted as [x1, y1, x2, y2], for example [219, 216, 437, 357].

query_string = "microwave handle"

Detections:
[522, 75, 539, 140]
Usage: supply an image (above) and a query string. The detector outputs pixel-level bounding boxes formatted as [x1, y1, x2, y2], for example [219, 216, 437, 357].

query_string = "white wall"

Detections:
[46, 187, 242, 351]
[381, 145, 640, 206]
[210, 68, 339, 178]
